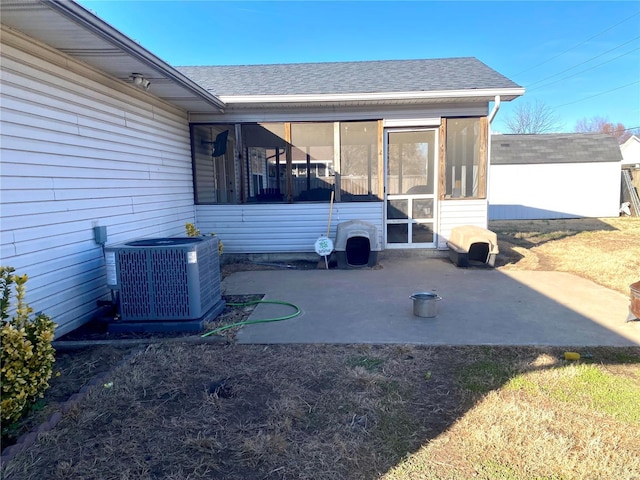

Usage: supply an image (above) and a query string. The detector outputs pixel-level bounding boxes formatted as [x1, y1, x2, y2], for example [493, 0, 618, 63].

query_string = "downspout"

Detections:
[486, 95, 500, 227]
[488, 95, 501, 124]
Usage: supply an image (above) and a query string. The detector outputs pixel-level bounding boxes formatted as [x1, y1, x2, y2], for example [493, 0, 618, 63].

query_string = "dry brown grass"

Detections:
[1, 343, 470, 480]
[3, 345, 639, 480]
[491, 217, 640, 294]
[385, 390, 639, 479]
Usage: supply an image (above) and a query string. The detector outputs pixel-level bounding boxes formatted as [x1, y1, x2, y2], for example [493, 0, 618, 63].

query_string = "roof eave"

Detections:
[218, 87, 525, 105]
[43, 0, 226, 112]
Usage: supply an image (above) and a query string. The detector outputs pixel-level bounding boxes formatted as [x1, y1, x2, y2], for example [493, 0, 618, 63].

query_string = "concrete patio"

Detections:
[222, 257, 640, 346]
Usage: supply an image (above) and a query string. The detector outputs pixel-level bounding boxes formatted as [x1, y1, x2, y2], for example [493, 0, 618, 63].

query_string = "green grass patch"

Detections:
[475, 461, 525, 480]
[347, 356, 384, 372]
[507, 364, 640, 424]
[477, 461, 567, 480]
[458, 360, 514, 393]
[551, 365, 640, 423]
[505, 375, 538, 395]
[605, 350, 640, 364]
[374, 404, 415, 458]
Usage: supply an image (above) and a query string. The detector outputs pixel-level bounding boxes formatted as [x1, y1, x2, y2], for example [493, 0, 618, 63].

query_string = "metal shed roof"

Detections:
[491, 134, 623, 165]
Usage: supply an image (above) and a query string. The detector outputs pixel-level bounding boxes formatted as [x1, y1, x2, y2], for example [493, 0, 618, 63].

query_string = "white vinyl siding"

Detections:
[196, 203, 383, 253]
[437, 200, 488, 249]
[489, 163, 621, 220]
[198, 200, 489, 254]
[0, 29, 195, 337]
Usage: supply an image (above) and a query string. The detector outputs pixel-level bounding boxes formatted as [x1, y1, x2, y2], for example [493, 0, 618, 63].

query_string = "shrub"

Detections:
[1, 267, 56, 425]
[185, 222, 201, 237]
[185, 222, 224, 255]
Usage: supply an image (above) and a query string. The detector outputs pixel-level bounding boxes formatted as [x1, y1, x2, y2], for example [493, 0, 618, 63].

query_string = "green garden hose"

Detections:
[201, 300, 301, 337]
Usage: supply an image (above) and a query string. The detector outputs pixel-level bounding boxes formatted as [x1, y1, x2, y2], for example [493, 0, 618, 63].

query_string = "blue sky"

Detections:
[77, 1, 640, 133]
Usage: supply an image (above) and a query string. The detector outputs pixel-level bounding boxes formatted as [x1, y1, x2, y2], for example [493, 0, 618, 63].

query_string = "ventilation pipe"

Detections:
[488, 95, 501, 124]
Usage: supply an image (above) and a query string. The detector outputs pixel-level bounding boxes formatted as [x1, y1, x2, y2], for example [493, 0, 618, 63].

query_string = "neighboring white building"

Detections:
[621, 135, 640, 168]
[489, 134, 623, 220]
[1, 0, 524, 336]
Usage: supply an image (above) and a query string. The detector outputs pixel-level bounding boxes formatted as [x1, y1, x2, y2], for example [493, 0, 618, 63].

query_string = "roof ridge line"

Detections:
[175, 57, 479, 69]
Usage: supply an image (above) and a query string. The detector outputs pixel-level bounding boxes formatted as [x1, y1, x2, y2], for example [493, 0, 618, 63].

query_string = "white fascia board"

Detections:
[383, 118, 441, 127]
[219, 88, 525, 105]
[44, 0, 226, 112]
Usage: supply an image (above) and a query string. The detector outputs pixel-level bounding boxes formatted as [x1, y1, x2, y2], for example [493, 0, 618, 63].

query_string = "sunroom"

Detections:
[180, 59, 523, 256]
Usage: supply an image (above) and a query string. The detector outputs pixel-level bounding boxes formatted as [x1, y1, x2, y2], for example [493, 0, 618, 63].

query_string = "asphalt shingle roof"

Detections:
[176, 57, 521, 96]
[491, 134, 623, 165]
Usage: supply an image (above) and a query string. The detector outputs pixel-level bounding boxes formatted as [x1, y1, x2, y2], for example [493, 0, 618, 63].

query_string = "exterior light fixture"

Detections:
[130, 73, 150, 90]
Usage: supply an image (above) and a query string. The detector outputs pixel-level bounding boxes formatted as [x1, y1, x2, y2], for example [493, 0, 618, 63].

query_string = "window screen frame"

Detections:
[438, 116, 488, 200]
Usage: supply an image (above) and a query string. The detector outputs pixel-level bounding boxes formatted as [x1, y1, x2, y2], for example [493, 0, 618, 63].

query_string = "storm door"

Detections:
[385, 129, 438, 248]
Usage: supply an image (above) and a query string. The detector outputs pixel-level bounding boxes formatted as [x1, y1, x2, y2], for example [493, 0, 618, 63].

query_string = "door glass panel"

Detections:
[413, 199, 434, 219]
[412, 223, 434, 243]
[387, 199, 408, 219]
[387, 131, 435, 195]
[387, 224, 408, 243]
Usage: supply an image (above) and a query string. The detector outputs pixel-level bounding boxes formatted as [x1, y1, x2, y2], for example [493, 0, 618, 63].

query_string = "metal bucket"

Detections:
[410, 292, 442, 318]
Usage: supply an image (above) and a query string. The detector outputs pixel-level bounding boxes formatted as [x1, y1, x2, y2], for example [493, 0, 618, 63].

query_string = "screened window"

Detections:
[191, 121, 382, 204]
[242, 123, 287, 202]
[291, 123, 335, 201]
[340, 121, 379, 200]
[191, 124, 237, 204]
[444, 118, 486, 199]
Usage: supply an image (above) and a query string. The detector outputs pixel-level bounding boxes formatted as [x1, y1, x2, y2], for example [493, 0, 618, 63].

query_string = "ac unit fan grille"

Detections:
[118, 250, 152, 319]
[150, 249, 190, 318]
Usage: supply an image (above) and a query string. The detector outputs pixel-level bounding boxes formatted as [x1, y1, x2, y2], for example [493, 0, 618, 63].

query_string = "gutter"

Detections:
[43, 0, 226, 112]
[219, 88, 525, 105]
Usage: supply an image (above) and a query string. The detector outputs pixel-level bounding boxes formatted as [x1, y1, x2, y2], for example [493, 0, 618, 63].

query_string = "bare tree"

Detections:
[504, 100, 562, 134]
[574, 116, 637, 144]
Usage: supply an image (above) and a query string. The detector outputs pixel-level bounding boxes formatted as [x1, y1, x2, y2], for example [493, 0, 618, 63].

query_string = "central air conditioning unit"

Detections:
[104, 236, 224, 326]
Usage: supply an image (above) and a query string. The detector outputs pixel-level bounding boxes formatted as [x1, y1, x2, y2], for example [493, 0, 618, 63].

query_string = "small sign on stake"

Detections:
[314, 236, 334, 270]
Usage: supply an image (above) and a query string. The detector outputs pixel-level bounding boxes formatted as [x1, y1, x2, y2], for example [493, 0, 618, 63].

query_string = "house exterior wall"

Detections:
[488, 162, 621, 220]
[0, 28, 195, 337]
[197, 199, 486, 254]
[196, 203, 383, 254]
